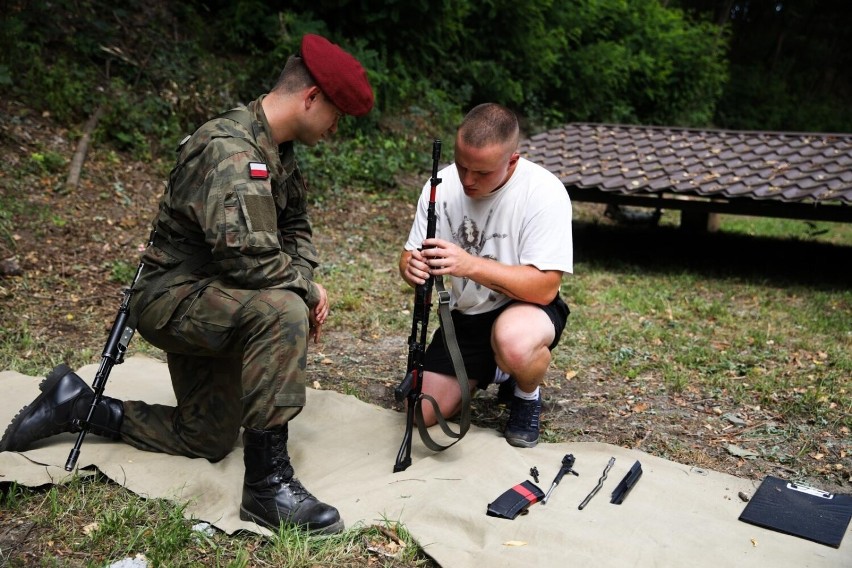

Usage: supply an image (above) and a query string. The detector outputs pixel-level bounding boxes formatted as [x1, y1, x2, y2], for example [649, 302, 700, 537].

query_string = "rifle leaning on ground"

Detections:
[64, 231, 154, 471]
[393, 139, 472, 472]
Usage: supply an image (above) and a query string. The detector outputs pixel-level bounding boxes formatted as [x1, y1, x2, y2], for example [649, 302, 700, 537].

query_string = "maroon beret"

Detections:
[301, 34, 374, 117]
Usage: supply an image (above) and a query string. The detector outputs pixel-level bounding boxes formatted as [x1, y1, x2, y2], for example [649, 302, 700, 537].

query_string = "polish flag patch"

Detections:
[249, 162, 269, 179]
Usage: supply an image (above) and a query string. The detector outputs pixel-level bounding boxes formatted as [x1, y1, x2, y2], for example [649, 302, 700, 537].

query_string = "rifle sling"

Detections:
[413, 275, 471, 451]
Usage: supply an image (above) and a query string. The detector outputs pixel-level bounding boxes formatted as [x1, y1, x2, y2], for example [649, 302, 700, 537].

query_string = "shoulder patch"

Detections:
[249, 162, 269, 180]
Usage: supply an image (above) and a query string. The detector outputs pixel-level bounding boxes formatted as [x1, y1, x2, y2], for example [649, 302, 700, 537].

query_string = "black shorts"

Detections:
[423, 295, 570, 390]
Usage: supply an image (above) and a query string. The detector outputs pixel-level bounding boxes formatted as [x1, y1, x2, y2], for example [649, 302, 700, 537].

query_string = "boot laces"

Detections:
[285, 476, 312, 501]
[270, 434, 311, 501]
[509, 396, 541, 430]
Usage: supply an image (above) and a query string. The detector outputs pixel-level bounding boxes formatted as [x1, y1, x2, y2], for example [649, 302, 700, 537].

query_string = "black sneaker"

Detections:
[496, 377, 516, 405]
[504, 393, 542, 448]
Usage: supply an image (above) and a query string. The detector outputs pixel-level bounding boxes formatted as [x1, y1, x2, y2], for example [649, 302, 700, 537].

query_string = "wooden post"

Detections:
[680, 210, 720, 233]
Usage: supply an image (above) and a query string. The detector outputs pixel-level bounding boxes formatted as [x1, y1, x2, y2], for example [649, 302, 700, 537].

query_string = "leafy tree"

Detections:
[548, 0, 728, 126]
[272, 0, 728, 127]
[0, 0, 249, 156]
[677, 0, 852, 131]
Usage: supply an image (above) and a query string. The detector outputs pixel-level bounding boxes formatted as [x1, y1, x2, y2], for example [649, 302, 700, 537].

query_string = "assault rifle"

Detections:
[64, 232, 153, 471]
[393, 140, 471, 472]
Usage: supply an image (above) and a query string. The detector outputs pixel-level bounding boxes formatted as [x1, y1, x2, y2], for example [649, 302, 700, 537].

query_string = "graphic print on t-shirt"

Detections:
[443, 203, 507, 304]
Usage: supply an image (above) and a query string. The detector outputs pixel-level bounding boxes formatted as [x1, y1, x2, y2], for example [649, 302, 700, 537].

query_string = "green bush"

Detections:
[0, 0, 729, 195]
[28, 151, 67, 175]
[298, 83, 463, 194]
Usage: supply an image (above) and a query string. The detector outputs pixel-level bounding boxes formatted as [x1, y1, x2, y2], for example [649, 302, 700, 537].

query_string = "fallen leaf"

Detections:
[83, 522, 99, 535]
[503, 540, 527, 547]
[725, 444, 758, 459]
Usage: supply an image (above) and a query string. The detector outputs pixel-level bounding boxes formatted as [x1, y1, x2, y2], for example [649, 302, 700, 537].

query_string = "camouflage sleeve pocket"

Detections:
[226, 182, 280, 252]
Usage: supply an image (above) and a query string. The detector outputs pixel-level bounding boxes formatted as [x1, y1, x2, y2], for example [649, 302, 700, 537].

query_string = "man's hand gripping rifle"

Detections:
[64, 232, 153, 471]
[393, 140, 443, 473]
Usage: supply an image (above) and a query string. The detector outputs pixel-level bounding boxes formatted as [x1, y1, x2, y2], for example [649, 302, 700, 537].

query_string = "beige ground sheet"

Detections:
[1, 356, 848, 567]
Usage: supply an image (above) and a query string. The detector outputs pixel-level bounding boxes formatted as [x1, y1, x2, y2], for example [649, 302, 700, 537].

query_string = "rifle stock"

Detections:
[393, 140, 442, 472]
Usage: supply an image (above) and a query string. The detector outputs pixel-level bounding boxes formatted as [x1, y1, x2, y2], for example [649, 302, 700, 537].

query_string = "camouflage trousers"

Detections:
[123, 282, 309, 461]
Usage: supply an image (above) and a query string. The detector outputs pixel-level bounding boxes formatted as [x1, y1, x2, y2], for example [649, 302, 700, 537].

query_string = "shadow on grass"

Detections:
[574, 221, 852, 290]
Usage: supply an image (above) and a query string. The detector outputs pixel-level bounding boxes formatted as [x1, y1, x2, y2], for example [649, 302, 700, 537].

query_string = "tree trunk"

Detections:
[65, 105, 104, 192]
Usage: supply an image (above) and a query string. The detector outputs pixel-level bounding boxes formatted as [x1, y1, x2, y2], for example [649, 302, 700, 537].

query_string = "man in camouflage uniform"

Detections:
[0, 34, 373, 534]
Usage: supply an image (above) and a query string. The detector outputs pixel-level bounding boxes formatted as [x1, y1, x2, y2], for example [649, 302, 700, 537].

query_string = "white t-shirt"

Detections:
[405, 157, 573, 315]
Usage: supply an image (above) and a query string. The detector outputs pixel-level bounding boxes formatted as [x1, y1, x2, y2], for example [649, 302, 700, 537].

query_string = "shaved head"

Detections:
[458, 103, 520, 150]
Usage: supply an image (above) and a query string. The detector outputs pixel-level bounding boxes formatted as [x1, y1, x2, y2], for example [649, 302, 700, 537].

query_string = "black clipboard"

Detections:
[738, 475, 852, 548]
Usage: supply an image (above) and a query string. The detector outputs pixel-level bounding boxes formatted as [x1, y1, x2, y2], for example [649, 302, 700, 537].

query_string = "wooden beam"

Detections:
[566, 187, 852, 223]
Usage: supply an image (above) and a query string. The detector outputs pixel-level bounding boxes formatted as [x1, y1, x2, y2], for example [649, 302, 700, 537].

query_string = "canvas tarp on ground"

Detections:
[1, 356, 848, 567]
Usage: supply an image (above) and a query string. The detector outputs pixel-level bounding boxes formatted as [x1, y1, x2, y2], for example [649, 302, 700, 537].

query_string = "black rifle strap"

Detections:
[413, 275, 472, 451]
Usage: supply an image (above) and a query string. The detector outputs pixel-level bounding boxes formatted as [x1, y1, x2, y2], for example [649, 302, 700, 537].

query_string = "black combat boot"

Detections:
[240, 426, 344, 534]
[0, 364, 123, 452]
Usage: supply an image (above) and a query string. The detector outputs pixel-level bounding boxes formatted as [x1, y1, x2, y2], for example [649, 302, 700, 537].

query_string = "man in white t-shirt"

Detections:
[399, 103, 573, 448]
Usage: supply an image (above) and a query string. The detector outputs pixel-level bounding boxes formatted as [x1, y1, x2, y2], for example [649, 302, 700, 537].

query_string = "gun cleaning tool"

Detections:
[578, 457, 615, 510]
[542, 453, 579, 505]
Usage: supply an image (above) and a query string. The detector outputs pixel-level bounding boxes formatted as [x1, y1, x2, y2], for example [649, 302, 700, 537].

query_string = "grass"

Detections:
[1, 474, 425, 567]
[562, 262, 850, 422]
[559, 208, 851, 428]
[719, 214, 852, 245]
[634, 208, 852, 246]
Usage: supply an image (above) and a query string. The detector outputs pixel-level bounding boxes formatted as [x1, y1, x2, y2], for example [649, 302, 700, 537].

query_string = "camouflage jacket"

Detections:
[132, 95, 321, 324]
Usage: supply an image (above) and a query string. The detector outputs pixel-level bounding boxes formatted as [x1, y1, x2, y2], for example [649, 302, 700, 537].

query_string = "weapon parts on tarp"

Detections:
[611, 460, 643, 504]
[542, 453, 580, 505]
[579, 456, 616, 510]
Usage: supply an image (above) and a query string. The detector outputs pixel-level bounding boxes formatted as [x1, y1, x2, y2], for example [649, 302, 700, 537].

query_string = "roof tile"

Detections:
[520, 123, 852, 204]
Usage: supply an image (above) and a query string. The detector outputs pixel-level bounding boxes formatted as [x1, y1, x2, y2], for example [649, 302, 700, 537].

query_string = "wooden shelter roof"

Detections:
[520, 123, 852, 222]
